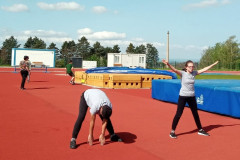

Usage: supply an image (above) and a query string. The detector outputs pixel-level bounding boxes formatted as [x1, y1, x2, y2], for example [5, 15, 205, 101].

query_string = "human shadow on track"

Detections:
[106, 132, 137, 144]
[177, 124, 240, 137]
[26, 87, 54, 90]
[76, 132, 137, 148]
[28, 81, 49, 82]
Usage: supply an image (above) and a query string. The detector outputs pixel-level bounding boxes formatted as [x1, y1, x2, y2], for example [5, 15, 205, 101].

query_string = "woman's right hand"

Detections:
[88, 134, 94, 146]
[162, 59, 168, 65]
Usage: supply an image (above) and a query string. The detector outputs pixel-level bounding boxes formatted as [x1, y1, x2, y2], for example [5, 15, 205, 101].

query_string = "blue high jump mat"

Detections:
[152, 79, 240, 118]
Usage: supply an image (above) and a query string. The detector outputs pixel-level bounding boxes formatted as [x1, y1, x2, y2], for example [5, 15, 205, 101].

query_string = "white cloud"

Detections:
[77, 28, 93, 35]
[132, 38, 144, 42]
[92, 6, 107, 13]
[86, 31, 126, 40]
[23, 30, 69, 37]
[183, 0, 231, 10]
[221, 0, 231, 4]
[0, 29, 72, 46]
[1, 4, 29, 12]
[113, 10, 119, 14]
[0, 28, 205, 60]
[21, 30, 72, 43]
[78, 28, 126, 40]
[37, 2, 84, 11]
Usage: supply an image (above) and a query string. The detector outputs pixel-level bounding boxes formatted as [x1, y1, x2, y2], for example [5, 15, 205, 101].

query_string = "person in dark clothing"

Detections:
[19, 56, 31, 90]
[66, 60, 75, 85]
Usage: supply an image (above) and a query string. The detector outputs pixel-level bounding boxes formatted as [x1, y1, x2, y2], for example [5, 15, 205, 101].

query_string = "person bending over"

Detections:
[70, 89, 122, 149]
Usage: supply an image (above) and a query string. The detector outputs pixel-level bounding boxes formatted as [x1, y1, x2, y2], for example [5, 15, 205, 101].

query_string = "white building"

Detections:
[107, 53, 146, 68]
[11, 48, 55, 67]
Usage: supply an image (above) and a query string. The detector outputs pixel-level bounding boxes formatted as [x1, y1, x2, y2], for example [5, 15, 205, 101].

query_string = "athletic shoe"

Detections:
[110, 134, 123, 142]
[70, 140, 77, 149]
[170, 132, 177, 139]
[198, 129, 210, 136]
[20, 88, 26, 90]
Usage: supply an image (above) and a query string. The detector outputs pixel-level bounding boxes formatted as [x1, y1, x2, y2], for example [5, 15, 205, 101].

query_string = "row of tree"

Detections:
[199, 36, 240, 70]
[1, 35, 239, 69]
[0, 36, 159, 68]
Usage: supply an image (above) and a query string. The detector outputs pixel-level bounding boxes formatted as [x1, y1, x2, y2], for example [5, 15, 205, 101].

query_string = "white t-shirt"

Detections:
[179, 70, 198, 97]
[84, 89, 112, 115]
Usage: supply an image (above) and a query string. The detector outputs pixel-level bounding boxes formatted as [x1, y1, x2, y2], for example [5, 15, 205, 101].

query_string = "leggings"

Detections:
[172, 96, 202, 131]
[20, 70, 28, 88]
[72, 92, 115, 138]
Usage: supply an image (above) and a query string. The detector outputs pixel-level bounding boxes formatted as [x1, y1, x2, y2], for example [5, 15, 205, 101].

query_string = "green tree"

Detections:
[47, 42, 60, 59]
[104, 47, 113, 54]
[126, 43, 135, 53]
[60, 40, 76, 62]
[112, 45, 121, 53]
[1, 36, 20, 65]
[135, 44, 146, 54]
[200, 36, 240, 70]
[93, 41, 106, 67]
[76, 36, 91, 59]
[146, 43, 159, 68]
[24, 36, 46, 49]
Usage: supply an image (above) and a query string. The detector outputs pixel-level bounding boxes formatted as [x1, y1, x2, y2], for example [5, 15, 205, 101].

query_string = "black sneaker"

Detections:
[70, 140, 77, 149]
[110, 134, 123, 142]
[198, 129, 210, 136]
[170, 132, 177, 139]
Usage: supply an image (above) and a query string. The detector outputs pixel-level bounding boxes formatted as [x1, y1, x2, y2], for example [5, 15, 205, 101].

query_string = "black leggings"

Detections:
[72, 92, 115, 138]
[20, 70, 28, 88]
[172, 96, 202, 131]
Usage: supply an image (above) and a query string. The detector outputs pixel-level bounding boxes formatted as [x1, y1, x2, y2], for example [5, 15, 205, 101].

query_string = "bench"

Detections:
[32, 62, 45, 68]
[114, 64, 122, 67]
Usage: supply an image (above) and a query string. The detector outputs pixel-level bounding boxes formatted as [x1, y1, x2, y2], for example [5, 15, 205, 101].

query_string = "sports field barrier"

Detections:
[74, 71, 172, 89]
[141, 74, 172, 88]
[75, 71, 87, 83]
[13, 66, 49, 73]
[108, 74, 141, 89]
[87, 73, 109, 88]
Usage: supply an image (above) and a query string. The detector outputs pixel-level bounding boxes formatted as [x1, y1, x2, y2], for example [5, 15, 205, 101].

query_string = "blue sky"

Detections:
[0, 0, 239, 61]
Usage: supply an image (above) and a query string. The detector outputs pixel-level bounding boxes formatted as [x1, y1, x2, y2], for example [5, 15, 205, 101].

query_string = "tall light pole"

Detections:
[166, 31, 170, 68]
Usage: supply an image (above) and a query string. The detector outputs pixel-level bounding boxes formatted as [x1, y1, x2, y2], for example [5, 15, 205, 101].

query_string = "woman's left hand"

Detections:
[99, 134, 105, 146]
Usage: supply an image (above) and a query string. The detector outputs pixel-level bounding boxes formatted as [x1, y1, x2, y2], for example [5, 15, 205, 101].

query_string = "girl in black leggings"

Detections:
[162, 59, 218, 138]
[19, 56, 30, 90]
[70, 89, 122, 149]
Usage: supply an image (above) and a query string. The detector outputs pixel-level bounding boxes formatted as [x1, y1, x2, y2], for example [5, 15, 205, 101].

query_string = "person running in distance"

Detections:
[66, 60, 75, 85]
[162, 59, 219, 139]
[19, 55, 31, 90]
[70, 89, 123, 149]
[26, 58, 31, 83]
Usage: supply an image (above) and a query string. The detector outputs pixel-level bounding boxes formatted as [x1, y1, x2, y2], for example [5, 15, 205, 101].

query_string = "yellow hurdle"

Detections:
[141, 74, 172, 88]
[75, 71, 87, 84]
[108, 74, 141, 89]
[86, 73, 109, 88]
[75, 72, 172, 89]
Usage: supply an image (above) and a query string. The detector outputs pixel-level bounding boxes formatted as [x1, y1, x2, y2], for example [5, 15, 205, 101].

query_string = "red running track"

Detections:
[1, 68, 240, 160]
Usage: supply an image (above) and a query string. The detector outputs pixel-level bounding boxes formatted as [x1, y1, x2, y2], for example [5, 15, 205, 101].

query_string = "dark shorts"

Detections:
[68, 72, 74, 77]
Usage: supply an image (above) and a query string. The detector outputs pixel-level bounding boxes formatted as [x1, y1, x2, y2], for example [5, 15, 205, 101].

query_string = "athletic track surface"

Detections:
[1, 67, 240, 160]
